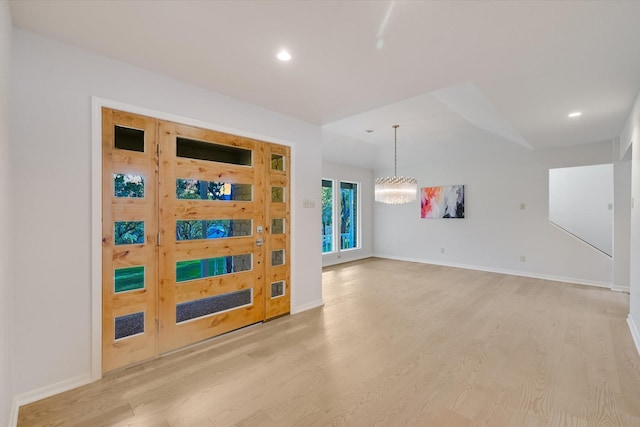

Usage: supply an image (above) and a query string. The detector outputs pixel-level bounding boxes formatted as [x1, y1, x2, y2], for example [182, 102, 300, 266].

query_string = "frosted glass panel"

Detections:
[271, 249, 285, 266]
[176, 289, 252, 323]
[115, 312, 144, 340]
[271, 281, 285, 298]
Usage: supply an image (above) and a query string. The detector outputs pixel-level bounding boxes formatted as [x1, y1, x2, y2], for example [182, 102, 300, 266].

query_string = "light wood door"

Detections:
[102, 108, 159, 372]
[102, 109, 291, 370]
[158, 121, 273, 353]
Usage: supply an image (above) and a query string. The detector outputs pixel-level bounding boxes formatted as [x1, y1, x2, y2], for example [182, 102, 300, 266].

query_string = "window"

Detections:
[340, 182, 358, 250]
[322, 179, 360, 253]
[322, 180, 334, 253]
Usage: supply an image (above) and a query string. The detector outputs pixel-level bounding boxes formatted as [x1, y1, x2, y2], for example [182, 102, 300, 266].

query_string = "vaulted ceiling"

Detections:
[9, 1, 640, 168]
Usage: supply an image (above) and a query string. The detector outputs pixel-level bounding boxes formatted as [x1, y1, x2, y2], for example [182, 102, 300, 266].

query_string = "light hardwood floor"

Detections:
[18, 258, 640, 426]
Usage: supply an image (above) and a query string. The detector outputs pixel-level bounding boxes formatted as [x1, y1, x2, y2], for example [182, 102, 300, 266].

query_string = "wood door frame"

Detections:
[91, 97, 297, 380]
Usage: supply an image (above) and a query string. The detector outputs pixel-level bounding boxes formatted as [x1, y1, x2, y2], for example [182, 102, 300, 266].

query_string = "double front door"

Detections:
[102, 108, 290, 372]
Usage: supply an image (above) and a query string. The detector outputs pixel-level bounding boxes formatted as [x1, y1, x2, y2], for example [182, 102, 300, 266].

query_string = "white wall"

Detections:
[549, 164, 613, 256]
[322, 161, 374, 267]
[10, 29, 322, 398]
[613, 150, 632, 292]
[621, 90, 640, 353]
[373, 128, 614, 287]
[0, 1, 13, 424]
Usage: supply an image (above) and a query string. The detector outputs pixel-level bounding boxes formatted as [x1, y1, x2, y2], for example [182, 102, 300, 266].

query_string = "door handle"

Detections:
[256, 238, 264, 246]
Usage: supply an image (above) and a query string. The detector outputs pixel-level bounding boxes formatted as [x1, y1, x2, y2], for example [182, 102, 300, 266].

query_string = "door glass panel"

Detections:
[176, 219, 252, 241]
[176, 254, 252, 283]
[271, 154, 285, 171]
[114, 266, 145, 293]
[114, 126, 144, 152]
[271, 218, 284, 235]
[271, 249, 285, 266]
[176, 179, 252, 201]
[270, 281, 285, 298]
[176, 289, 253, 323]
[176, 137, 252, 166]
[271, 187, 285, 203]
[114, 221, 145, 245]
[114, 173, 144, 198]
[115, 312, 145, 340]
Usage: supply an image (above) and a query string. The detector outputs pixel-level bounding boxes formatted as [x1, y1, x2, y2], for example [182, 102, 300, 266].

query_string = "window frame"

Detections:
[322, 178, 361, 255]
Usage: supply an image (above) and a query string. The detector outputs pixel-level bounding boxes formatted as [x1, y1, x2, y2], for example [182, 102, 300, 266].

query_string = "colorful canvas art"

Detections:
[421, 185, 465, 219]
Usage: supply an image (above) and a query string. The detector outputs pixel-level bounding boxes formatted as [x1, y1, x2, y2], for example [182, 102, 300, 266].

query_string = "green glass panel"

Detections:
[114, 173, 144, 198]
[271, 187, 284, 203]
[176, 179, 252, 201]
[271, 218, 284, 235]
[176, 254, 252, 283]
[114, 221, 145, 245]
[114, 266, 144, 293]
[271, 154, 285, 171]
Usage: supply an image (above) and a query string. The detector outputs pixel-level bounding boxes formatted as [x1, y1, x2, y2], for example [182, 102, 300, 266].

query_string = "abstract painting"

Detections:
[421, 185, 465, 219]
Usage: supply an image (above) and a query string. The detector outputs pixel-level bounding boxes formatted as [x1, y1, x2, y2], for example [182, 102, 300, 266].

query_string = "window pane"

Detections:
[340, 182, 358, 249]
[114, 221, 145, 245]
[114, 173, 144, 198]
[176, 289, 252, 323]
[270, 281, 285, 299]
[176, 137, 252, 166]
[115, 312, 144, 340]
[271, 249, 285, 267]
[322, 179, 333, 253]
[176, 254, 252, 283]
[271, 154, 285, 171]
[176, 219, 252, 241]
[176, 179, 252, 201]
[114, 126, 144, 152]
[114, 266, 145, 293]
[271, 218, 284, 235]
[271, 187, 284, 203]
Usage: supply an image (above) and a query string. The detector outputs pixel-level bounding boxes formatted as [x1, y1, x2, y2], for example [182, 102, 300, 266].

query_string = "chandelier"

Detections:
[375, 125, 418, 204]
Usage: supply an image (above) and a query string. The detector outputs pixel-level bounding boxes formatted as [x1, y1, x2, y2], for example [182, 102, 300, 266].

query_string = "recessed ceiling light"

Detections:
[568, 112, 582, 118]
[277, 50, 292, 62]
[365, 129, 375, 133]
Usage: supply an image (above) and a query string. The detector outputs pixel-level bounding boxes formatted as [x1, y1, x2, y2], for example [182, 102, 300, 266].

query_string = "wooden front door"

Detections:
[102, 108, 290, 372]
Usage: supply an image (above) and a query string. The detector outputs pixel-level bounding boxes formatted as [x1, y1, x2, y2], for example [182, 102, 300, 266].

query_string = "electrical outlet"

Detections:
[520, 203, 526, 210]
[520, 255, 526, 262]
[608, 203, 613, 210]
[440, 248, 445, 254]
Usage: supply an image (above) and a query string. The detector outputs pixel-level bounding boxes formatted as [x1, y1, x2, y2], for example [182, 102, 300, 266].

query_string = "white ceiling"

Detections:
[9, 0, 640, 168]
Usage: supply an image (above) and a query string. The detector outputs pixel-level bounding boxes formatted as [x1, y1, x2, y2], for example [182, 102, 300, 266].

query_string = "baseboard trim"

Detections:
[13, 373, 92, 418]
[291, 299, 324, 315]
[628, 314, 640, 358]
[9, 395, 18, 427]
[611, 286, 630, 293]
[322, 252, 373, 268]
[373, 254, 612, 289]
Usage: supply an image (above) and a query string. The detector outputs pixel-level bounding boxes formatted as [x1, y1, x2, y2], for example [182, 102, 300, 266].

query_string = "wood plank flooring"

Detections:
[18, 258, 640, 426]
